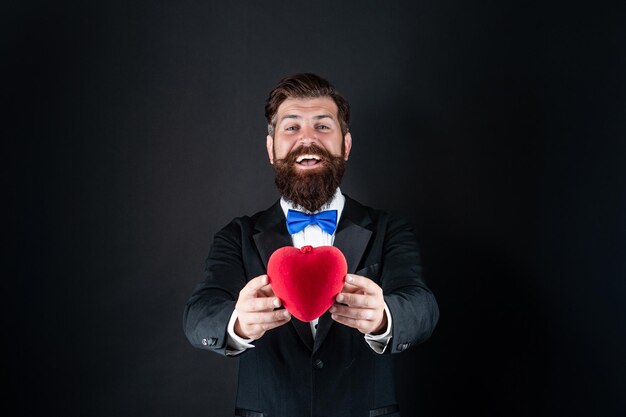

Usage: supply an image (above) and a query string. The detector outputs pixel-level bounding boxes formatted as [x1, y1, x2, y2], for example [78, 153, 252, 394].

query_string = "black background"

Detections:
[7, 1, 625, 416]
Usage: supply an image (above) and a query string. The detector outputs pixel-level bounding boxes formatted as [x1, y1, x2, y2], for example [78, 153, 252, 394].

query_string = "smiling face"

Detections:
[266, 96, 353, 212]
[266, 97, 352, 167]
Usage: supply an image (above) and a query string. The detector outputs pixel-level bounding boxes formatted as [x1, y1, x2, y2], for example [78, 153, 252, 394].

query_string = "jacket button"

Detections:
[313, 359, 324, 369]
[202, 338, 209, 346]
[397, 343, 406, 351]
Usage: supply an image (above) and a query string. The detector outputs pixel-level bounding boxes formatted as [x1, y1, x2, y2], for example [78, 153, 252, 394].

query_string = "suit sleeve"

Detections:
[183, 220, 249, 356]
[380, 214, 440, 354]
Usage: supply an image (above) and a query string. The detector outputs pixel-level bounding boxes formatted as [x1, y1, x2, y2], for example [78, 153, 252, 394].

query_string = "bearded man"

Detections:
[183, 73, 439, 417]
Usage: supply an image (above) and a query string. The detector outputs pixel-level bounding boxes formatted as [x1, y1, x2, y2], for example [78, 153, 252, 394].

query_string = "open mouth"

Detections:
[295, 154, 323, 168]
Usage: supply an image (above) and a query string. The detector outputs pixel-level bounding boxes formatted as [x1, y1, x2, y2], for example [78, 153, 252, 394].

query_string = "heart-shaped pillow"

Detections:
[268, 245, 347, 322]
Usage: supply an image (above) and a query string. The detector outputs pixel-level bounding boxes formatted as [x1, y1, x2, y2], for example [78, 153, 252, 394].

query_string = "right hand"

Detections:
[234, 274, 291, 340]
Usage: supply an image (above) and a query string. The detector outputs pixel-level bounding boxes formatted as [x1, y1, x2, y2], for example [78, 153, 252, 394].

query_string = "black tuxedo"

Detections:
[184, 195, 439, 417]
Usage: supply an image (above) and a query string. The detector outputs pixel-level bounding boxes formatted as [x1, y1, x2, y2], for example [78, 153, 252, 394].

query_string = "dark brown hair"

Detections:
[264, 73, 350, 137]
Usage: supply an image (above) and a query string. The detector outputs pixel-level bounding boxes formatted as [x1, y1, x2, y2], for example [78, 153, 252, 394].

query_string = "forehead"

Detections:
[276, 97, 339, 121]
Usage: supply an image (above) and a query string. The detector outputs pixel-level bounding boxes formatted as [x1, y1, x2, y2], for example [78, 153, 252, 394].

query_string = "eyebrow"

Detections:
[279, 114, 335, 123]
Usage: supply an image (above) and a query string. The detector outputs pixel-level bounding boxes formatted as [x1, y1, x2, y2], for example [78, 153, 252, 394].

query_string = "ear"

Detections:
[266, 135, 274, 164]
[343, 132, 353, 160]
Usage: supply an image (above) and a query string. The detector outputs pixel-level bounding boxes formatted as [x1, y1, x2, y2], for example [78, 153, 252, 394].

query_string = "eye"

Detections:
[316, 124, 330, 130]
[285, 125, 299, 131]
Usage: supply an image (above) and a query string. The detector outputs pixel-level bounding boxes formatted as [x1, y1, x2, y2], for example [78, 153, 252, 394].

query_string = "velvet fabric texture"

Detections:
[268, 245, 347, 321]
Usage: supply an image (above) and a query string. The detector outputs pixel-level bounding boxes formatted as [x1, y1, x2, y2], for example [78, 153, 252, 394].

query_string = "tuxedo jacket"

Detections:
[184, 195, 439, 417]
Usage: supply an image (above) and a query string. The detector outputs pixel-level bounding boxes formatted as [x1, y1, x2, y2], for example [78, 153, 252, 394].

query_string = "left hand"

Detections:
[330, 274, 387, 335]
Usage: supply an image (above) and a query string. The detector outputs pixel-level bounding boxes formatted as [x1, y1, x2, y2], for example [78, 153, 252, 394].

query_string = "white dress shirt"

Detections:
[226, 188, 393, 355]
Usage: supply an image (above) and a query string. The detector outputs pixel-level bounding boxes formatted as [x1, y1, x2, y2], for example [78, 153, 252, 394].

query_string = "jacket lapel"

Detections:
[252, 202, 315, 351]
[252, 203, 291, 271]
[313, 195, 373, 353]
[333, 216, 373, 274]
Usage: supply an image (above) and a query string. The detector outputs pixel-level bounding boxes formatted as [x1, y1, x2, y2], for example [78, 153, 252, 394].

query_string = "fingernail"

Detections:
[336, 294, 344, 302]
[273, 298, 280, 308]
[346, 275, 354, 283]
[329, 306, 336, 313]
[283, 310, 290, 318]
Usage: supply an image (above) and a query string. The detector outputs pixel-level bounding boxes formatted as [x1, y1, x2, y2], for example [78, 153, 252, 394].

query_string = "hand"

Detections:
[234, 274, 291, 340]
[330, 274, 387, 335]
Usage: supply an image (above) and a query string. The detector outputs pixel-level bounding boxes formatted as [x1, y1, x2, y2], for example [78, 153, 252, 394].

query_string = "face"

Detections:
[266, 96, 353, 212]
[266, 97, 352, 167]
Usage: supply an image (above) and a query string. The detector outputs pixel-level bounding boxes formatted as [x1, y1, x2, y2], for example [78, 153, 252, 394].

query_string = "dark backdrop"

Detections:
[8, 1, 625, 416]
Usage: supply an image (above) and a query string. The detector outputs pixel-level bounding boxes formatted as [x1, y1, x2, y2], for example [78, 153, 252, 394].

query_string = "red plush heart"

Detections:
[267, 245, 347, 322]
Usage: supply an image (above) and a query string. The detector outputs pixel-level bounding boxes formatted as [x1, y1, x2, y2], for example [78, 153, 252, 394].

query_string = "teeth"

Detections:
[296, 154, 321, 163]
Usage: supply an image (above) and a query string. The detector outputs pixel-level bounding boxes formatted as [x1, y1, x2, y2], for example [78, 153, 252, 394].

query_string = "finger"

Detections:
[344, 274, 381, 294]
[335, 292, 380, 309]
[240, 275, 270, 298]
[329, 304, 377, 321]
[340, 282, 363, 294]
[241, 295, 281, 312]
[245, 309, 291, 324]
[246, 312, 292, 335]
[257, 284, 277, 298]
[330, 313, 370, 334]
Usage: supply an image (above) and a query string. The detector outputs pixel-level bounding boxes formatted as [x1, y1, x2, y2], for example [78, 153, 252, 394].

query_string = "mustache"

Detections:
[277, 143, 333, 164]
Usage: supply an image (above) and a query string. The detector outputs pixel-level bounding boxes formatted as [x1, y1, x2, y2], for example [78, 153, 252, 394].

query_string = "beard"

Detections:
[273, 143, 346, 213]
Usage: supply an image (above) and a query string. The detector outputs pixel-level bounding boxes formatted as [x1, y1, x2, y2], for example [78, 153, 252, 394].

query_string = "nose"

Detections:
[299, 124, 319, 146]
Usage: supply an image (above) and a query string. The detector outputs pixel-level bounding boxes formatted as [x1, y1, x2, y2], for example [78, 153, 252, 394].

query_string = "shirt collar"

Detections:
[280, 188, 345, 222]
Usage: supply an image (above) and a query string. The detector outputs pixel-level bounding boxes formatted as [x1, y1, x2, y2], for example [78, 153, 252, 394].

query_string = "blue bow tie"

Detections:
[286, 209, 338, 235]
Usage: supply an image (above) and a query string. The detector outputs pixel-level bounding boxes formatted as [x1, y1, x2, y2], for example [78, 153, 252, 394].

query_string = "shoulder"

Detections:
[343, 194, 413, 231]
[216, 200, 283, 237]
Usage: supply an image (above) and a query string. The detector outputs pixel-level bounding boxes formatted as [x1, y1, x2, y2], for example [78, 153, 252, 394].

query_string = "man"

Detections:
[184, 73, 439, 417]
